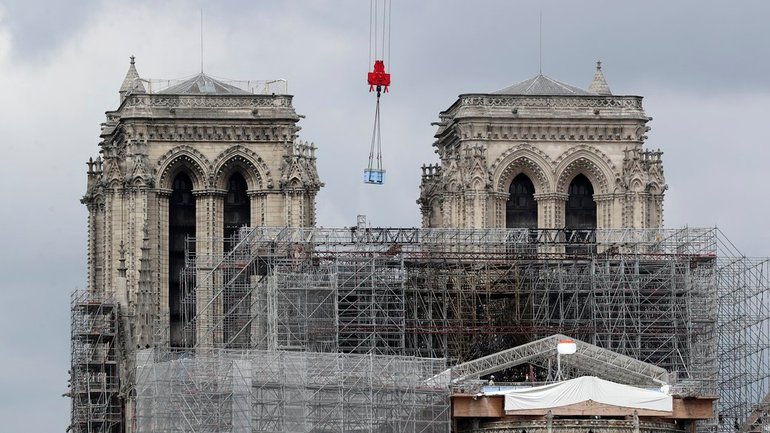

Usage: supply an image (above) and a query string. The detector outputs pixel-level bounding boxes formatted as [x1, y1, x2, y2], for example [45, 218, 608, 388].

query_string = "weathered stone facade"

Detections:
[81, 58, 322, 348]
[462, 419, 685, 433]
[418, 64, 666, 230]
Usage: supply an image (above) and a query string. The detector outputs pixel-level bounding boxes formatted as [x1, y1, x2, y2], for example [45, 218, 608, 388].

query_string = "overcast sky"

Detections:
[1, 1, 769, 431]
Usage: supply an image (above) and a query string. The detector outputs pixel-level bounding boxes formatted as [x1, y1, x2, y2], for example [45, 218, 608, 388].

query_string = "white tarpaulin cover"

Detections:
[494, 376, 672, 413]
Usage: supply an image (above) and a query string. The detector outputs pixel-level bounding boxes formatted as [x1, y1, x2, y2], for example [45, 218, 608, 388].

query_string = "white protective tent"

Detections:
[491, 376, 672, 413]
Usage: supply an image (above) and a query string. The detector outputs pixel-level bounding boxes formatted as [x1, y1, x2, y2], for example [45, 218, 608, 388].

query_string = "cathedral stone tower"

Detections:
[418, 62, 665, 231]
[81, 57, 322, 348]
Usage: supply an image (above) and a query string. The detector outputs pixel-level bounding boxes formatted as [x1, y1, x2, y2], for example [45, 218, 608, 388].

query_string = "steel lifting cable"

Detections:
[368, 0, 373, 68]
[364, 0, 391, 185]
[387, 0, 391, 69]
[367, 87, 383, 178]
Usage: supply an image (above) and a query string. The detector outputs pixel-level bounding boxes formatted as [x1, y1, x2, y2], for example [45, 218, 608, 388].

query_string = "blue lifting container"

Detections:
[363, 169, 385, 184]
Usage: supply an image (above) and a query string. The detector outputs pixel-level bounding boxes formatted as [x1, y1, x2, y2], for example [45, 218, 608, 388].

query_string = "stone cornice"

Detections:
[125, 94, 294, 109]
[443, 122, 646, 143]
[156, 187, 240, 198]
[475, 419, 681, 433]
[155, 188, 173, 197]
[534, 192, 569, 201]
[247, 190, 273, 196]
[458, 93, 644, 110]
[434, 94, 648, 142]
[192, 189, 227, 197]
[593, 193, 617, 203]
[104, 122, 298, 143]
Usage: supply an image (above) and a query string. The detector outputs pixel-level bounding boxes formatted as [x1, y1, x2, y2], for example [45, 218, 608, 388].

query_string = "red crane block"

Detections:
[367, 60, 391, 92]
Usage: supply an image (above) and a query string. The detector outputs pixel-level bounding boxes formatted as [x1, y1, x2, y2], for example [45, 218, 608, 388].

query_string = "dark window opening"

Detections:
[169, 172, 195, 347]
[223, 172, 251, 348]
[565, 174, 596, 255]
[506, 174, 537, 229]
[506, 173, 538, 256]
[223, 172, 250, 251]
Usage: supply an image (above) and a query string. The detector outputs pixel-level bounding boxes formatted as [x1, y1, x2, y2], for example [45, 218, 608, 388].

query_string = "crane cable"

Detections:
[365, 0, 391, 184]
[367, 0, 391, 68]
[367, 90, 383, 177]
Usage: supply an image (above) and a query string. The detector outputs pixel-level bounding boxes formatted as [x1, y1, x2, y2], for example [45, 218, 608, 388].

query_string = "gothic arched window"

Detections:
[169, 172, 195, 347]
[223, 172, 250, 252]
[506, 173, 537, 229]
[222, 172, 251, 348]
[565, 174, 596, 229]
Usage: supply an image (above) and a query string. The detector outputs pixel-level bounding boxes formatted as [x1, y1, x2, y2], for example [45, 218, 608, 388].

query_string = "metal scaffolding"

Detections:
[72, 225, 770, 433]
[134, 348, 449, 433]
[69, 290, 122, 433]
[715, 235, 770, 433]
[446, 333, 670, 387]
[160, 225, 770, 432]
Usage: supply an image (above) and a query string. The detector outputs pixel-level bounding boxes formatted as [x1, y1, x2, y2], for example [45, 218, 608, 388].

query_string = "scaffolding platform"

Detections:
[163, 225, 769, 432]
[71, 225, 770, 433]
[69, 290, 122, 433]
[135, 348, 449, 433]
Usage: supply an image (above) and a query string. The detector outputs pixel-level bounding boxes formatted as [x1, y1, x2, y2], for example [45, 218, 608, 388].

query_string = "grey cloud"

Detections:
[1, 1, 770, 432]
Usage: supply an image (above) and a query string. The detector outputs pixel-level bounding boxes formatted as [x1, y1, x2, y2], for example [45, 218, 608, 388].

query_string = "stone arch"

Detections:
[106, 177, 124, 189]
[469, 175, 486, 191]
[490, 144, 554, 194]
[156, 145, 210, 190]
[554, 145, 616, 195]
[167, 170, 196, 348]
[428, 196, 443, 227]
[223, 171, 251, 252]
[90, 191, 106, 206]
[211, 145, 272, 191]
[506, 173, 538, 229]
[130, 170, 152, 188]
[102, 158, 124, 185]
[288, 177, 303, 189]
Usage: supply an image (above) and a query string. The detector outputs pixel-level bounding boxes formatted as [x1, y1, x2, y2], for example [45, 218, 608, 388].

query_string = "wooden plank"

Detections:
[671, 398, 715, 420]
[451, 395, 713, 421]
[505, 400, 672, 417]
[452, 395, 505, 418]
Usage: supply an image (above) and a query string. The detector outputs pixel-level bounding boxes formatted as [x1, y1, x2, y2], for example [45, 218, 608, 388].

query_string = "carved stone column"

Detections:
[105, 185, 121, 298]
[534, 192, 568, 229]
[248, 190, 266, 227]
[652, 194, 665, 228]
[490, 192, 508, 228]
[193, 190, 225, 347]
[284, 191, 293, 227]
[85, 201, 102, 292]
[464, 190, 488, 229]
[533, 193, 567, 255]
[593, 193, 615, 229]
[443, 193, 457, 228]
[155, 188, 172, 346]
[604, 193, 624, 229]
[263, 192, 283, 227]
[632, 192, 643, 228]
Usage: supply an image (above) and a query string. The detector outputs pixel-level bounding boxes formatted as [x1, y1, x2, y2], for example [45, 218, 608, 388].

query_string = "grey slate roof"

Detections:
[159, 73, 251, 95]
[493, 74, 596, 96]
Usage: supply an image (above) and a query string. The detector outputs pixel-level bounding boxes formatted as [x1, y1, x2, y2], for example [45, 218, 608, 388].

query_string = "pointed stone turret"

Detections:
[589, 60, 612, 95]
[119, 55, 144, 103]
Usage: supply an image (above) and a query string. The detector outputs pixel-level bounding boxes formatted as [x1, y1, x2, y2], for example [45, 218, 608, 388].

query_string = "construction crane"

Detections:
[364, 0, 391, 185]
